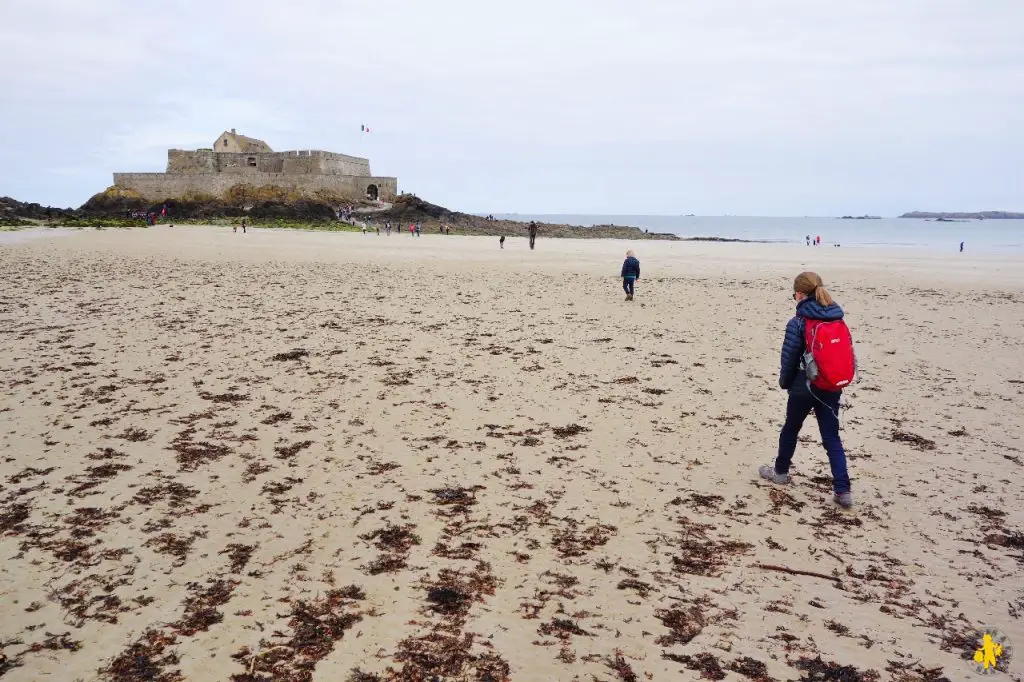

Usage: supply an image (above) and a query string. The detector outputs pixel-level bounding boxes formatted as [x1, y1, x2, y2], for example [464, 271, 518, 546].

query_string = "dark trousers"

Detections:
[529, 235, 536, 249]
[775, 387, 850, 494]
[623, 277, 635, 296]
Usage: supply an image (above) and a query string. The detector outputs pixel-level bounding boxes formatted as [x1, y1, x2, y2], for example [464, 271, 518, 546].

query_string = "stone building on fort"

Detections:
[113, 129, 397, 202]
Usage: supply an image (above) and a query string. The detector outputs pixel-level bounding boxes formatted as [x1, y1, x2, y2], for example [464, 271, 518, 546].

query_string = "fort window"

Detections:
[247, 157, 257, 167]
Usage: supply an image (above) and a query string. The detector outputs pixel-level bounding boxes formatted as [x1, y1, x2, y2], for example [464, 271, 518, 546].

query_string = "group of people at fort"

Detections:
[359, 221, 456, 236]
[126, 205, 169, 226]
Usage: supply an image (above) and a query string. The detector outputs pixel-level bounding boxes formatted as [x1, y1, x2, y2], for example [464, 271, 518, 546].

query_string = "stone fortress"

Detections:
[113, 129, 397, 202]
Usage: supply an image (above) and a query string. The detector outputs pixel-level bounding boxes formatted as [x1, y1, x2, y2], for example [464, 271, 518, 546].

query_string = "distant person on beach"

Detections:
[621, 250, 640, 301]
[528, 221, 538, 250]
[759, 271, 855, 509]
[960, 241, 964, 252]
[806, 235, 811, 246]
[499, 235, 505, 249]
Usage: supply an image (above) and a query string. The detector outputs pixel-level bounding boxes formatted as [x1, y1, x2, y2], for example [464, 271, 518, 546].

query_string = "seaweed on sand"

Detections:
[274, 440, 314, 461]
[608, 649, 639, 681]
[551, 423, 590, 438]
[271, 349, 309, 362]
[144, 532, 196, 566]
[373, 563, 509, 681]
[656, 605, 705, 646]
[662, 652, 725, 680]
[220, 543, 257, 573]
[102, 629, 183, 682]
[170, 430, 232, 470]
[617, 578, 655, 598]
[889, 430, 935, 451]
[230, 587, 366, 682]
[792, 656, 879, 682]
[176, 579, 239, 636]
[359, 524, 420, 575]
[551, 522, 616, 558]
[1, 502, 31, 534]
[132, 482, 199, 509]
[670, 518, 752, 577]
[728, 657, 775, 682]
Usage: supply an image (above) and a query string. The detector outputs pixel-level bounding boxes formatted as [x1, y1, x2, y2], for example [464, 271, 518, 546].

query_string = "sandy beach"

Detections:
[1, 225, 1022, 681]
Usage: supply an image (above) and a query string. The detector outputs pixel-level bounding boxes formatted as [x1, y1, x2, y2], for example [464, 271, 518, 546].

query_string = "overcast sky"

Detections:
[1, 0, 1022, 215]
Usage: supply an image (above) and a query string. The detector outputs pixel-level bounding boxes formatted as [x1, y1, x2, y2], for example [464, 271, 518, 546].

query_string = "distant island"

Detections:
[838, 215, 881, 220]
[900, 211, 1024, 220]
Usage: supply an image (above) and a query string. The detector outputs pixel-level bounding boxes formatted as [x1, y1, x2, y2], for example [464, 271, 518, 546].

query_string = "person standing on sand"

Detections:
[528, 221, 538, 250]
[241, 218, 247, 234]
[499, 235, 505, 249]
[621, 250, 640, 301]
[806, 235, 811, 246]
[759, 271, 854, 509]
[960, 241, 964, 252]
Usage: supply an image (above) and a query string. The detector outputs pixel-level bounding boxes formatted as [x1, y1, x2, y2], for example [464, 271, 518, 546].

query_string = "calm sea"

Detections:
[492, 215, 1024, 252]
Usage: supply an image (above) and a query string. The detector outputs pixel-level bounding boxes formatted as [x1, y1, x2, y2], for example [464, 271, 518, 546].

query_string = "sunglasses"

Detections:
[792, 292, 799, 301]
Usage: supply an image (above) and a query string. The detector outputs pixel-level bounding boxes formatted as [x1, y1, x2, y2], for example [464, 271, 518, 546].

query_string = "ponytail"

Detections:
[794, 271, 834, 306]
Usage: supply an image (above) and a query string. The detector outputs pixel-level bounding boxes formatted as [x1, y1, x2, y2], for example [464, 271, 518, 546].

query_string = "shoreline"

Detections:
[8, 223, 1024, 253]
[6, 224, 1024, 286]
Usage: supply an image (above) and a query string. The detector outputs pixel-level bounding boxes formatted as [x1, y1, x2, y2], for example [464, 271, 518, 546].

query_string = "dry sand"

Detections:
[1, 225, 1023, 681]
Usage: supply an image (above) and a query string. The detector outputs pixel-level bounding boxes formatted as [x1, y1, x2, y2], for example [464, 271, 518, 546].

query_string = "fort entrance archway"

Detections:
[366, 184, 379, 201]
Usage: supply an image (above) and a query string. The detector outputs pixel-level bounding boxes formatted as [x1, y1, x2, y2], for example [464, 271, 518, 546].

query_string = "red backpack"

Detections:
[802, 319, 856, 391]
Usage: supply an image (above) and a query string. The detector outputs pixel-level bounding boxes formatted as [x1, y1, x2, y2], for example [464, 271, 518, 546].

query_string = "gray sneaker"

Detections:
[758, 465, 791, 485]
[834, 492, 853, 509]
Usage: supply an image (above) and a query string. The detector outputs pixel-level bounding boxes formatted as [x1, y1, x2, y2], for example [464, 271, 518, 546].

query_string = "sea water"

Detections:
[492, 215, 1024, 252]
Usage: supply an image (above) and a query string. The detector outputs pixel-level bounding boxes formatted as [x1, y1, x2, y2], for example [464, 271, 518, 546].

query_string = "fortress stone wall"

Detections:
[114, 130, 396, 202]
[113, 172, 397, 203]
[165, 150, 371, 176]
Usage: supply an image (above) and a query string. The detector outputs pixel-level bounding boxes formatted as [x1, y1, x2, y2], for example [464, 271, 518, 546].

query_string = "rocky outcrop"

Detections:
[70, 189, 680, 240]
[0, 197, 74, 225]
[5, 189, 681, 241]
[377, 195, 679, 240]
[900, 211, 1024, 219]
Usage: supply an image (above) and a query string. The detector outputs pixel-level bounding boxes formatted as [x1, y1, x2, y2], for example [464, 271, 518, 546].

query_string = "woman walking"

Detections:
[759, 272, 855, 508]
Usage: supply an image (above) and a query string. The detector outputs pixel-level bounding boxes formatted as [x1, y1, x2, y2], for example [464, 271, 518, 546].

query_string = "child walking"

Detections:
[620, 250, 640, 301]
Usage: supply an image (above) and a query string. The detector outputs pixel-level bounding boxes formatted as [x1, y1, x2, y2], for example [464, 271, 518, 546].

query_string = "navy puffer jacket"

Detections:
[779, 299, 845, 393]
[621, 257, 640, 278]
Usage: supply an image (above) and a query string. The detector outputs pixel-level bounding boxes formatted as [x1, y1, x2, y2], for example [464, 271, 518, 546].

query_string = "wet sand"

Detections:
[1, 226, 1022, 681]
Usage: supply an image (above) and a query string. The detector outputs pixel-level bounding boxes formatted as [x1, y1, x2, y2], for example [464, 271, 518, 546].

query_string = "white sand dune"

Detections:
[1, 225, 1022, 681]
